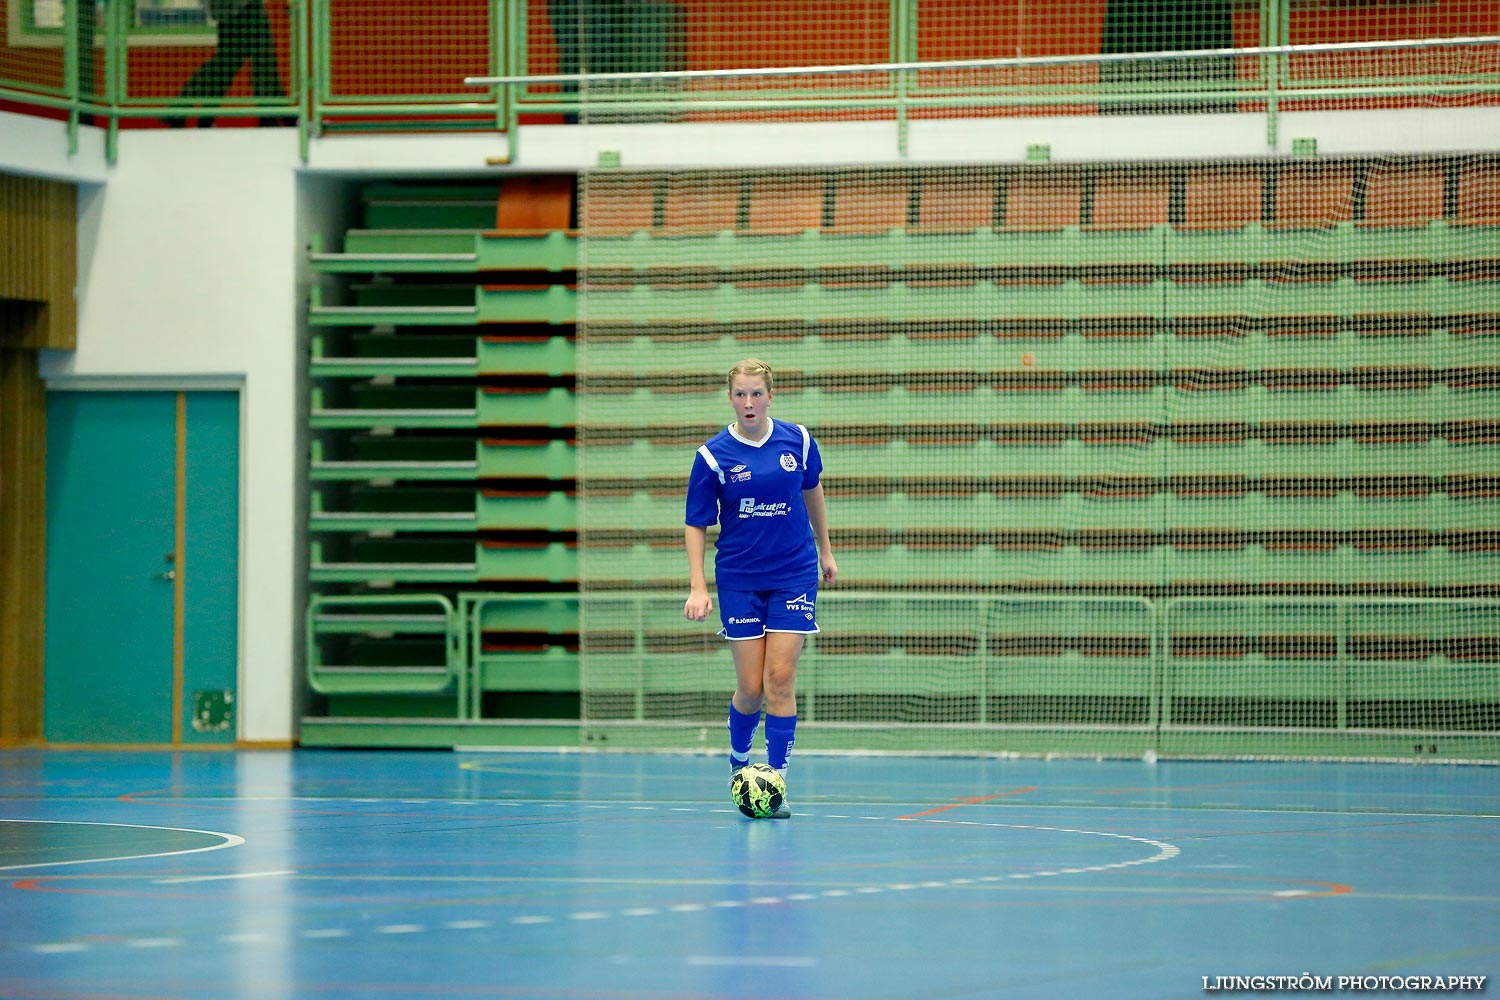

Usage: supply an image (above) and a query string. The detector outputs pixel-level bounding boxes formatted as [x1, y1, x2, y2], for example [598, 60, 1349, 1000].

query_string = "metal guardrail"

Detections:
[308, 591, 1498, 750]
[305, 592, 461, 701]
[3, 1, 1499, 162]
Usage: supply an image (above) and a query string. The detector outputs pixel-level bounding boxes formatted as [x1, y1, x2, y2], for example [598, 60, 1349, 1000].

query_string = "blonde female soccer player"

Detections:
[683, 359, 837, 818]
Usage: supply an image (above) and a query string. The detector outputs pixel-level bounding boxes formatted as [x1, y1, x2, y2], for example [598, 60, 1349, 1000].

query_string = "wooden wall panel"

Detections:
[0, 172, 76, 351]
[0, 343, 47, 745]
[0, 171, 75, 744]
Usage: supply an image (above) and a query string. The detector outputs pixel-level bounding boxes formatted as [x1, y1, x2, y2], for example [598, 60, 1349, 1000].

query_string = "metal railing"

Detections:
[2, 1, 1498, 162]
[306, 589, 1500, 759]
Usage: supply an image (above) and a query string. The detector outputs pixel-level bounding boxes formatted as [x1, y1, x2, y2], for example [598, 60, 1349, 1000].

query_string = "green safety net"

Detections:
[570, 1, 1500, 761]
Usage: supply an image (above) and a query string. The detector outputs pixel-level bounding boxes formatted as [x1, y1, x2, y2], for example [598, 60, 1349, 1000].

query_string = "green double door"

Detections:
[44, 390, 240, 744]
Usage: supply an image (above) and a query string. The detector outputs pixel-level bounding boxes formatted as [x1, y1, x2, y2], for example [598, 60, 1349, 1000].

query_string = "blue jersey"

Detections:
[685, 418, 823, 589]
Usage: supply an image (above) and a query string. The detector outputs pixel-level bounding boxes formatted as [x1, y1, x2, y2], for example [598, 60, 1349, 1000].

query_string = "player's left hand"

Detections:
[684, 589, 712, 621]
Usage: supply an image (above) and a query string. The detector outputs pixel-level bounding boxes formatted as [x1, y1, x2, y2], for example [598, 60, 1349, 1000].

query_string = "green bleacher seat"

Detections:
[310, 484, 477, 533]
[309, 229, 577, 273]
[476, 490, 576, 530]
[360, 183, 503, 229]
[478, 335, 576, 376]
[475, 647, 581, 693]
[478, 438, 577, 479]
[581, 174, 662, 236]
[310, 385, 577, 430]
[310, 331, 577, 379]
[309, 284, 578, 326]
[476, 541, 578, 582]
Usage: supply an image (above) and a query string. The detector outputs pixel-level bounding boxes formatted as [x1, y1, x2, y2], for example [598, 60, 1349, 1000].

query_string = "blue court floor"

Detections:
[0, 748, 1496, 999]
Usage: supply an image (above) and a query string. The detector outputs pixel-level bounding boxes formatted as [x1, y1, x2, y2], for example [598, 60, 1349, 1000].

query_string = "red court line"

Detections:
[900, 786, 1038, 819]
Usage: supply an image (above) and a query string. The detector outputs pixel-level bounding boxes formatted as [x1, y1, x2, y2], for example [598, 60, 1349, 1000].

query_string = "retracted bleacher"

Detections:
[304, 176, 585, 742]
[301, 158, 1500, 760]
[572, 159, 1500, 760]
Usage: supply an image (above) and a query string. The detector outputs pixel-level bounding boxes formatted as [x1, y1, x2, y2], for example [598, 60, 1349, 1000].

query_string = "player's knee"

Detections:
[763, 667, 795, 706]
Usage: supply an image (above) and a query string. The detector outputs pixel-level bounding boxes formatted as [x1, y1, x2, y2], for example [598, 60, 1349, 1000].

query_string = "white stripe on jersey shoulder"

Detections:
[697, 444, 725, 483]
[796, 423, 810, 468]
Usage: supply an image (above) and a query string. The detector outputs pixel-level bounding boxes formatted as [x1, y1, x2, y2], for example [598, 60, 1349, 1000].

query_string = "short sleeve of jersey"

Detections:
[803, 433, 823, 490]
[685, 450, 720, 527]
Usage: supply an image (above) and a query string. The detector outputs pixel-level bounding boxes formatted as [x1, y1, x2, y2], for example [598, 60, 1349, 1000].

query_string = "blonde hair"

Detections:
[726, 357, 774, 391]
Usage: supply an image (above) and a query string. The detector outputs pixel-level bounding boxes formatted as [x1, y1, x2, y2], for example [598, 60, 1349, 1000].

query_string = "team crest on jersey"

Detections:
[779, 452, 798, 472]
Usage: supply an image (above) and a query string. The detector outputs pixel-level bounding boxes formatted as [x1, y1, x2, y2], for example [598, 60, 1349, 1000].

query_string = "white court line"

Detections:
[687, 956, 817, 968]
[30, 943, 89, 954]
[123, 792, 1500, 821]
[0, 820, 245, 871]
[126, 938, 184, 948]
[156, 869, 294, 885]
[219, 932, 271, 944]
[13, 803, 1191, 953]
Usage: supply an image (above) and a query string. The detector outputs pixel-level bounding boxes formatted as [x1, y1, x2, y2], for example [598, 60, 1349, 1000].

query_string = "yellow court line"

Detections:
[172, 392, 186, 747]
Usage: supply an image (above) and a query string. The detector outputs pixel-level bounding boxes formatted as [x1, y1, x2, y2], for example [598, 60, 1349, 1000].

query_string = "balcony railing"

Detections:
[2, 0, 1497, 162]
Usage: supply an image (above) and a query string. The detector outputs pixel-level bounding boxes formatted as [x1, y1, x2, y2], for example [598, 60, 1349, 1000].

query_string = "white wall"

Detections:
[2, 104, 1498, 743]
[33, 124, 304, 743]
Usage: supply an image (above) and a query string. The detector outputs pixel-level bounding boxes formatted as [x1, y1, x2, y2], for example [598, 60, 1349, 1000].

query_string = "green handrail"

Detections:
[5, 4, 1496, 170]
[305, 592, 462, 703]
[423, 590, 1496, 750]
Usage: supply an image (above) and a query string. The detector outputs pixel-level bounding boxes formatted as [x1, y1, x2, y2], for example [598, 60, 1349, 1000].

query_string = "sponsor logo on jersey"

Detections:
[728, 616, 763, 625]
[738, 498, 790, 519]
[729, 463, 752, 483]
[779, 452, 798, 472]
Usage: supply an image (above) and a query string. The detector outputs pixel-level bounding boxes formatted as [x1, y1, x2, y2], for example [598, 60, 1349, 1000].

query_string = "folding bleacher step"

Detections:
[360, 183, 506, 229]
[309, 354, 478, 378]
[310, 540, 584, 585]
[309, 458, 481, 482]
[308, 510, 479, 532]
[308, 558, 481, 585]
[581, 278, 1168, 324]
[309, 332, 576, 379]
[309, 492, 577, 533]
[309, 386, 576, 429]
[308, 284, 578, 326]
[309, 406, 480, 430]
[307, 229, 577, 274]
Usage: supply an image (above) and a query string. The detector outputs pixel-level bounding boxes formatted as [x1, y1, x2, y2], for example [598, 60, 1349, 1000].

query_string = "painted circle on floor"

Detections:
[0, 820, 243, 870]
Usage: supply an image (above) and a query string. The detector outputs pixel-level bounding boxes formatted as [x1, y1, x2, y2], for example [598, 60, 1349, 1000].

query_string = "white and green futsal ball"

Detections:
[730, 763, 786, 818]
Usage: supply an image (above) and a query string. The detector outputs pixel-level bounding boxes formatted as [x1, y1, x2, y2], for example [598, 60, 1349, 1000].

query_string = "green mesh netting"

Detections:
[573, 154, 1499, 759]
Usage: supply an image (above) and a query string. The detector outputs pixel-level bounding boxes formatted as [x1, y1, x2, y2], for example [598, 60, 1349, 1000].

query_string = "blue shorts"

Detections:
[718, 586, 820, 641]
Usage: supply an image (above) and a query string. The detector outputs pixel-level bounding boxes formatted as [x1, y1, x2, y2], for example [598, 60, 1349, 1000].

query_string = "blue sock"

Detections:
[764, 713, 797, 774]
[727, 701, 758, 773]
